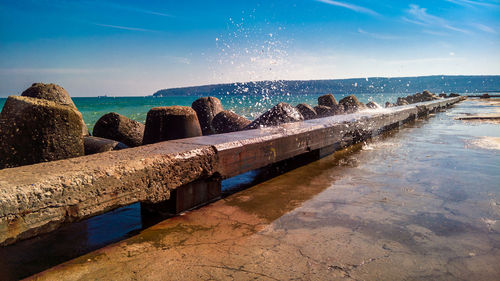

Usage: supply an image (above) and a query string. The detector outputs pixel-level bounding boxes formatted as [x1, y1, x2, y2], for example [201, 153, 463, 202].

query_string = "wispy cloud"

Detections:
[445, 0, 500, 8]
[104, 3, 174, 17]
[403, 4, 471, 34]
[316, 0, 379, 16]
[422, 29, 451, 36]
[92, 23, 156, 32]
[82, 1, 175, 18]
[357, 28, 404, 39]
[471, 23, 497, 33]
[0, 68, 118, 75]
[444, 24, 471, 34]
[405, 5, 445, 25]
[141, 10, 174, 17]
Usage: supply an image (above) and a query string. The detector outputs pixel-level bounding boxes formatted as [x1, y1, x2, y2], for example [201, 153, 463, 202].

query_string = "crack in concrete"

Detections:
[191, 264, 281, 281]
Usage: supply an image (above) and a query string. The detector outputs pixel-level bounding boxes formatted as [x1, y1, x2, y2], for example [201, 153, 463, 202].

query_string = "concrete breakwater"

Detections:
[0, 96, 464, 246]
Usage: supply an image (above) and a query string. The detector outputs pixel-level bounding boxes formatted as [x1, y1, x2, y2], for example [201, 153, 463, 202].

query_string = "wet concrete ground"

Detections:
[23, 100, 500, 280]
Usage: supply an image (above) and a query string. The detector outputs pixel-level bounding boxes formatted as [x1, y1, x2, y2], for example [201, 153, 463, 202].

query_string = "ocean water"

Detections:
[0, 92, 399, 132]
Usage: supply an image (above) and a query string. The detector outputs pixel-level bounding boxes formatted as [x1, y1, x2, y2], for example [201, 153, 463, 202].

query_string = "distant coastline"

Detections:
[0, 75, 499, 99]
[152, 75, 500, 97]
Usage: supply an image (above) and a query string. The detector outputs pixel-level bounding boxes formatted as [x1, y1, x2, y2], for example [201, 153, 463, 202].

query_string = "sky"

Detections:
[0, 0, 499, 96]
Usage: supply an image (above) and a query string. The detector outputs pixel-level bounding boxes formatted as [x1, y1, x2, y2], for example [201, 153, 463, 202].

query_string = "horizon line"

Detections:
[0, 74, 499, 98]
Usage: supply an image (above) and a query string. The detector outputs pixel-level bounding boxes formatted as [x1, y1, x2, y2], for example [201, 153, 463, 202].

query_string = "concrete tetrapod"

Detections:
[314, 105, 334, 118]
[318, 94, 338, 108]
[93, 112, 145, 147]
[212, 110, 251, 134]
[21, 83, 89, 136]
[366, 101, 381, 109]
[143, 106, 202, 144]
[84, 136, 128, 155]
[339, 95, 367, 113]
[0, 96, 84, 169]
[192, 97, 223, 135]
[295, 103, 317, 120]
[246, 102, 304, 129]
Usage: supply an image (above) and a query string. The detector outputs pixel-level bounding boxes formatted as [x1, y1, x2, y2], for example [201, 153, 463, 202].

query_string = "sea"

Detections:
[0, 92, 398, 132]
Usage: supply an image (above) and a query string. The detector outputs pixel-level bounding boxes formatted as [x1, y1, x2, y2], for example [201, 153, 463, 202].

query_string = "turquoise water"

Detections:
[0, 93, 399, 132]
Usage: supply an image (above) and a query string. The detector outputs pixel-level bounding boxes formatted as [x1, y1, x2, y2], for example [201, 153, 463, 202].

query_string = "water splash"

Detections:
[208, 12, 300, 119]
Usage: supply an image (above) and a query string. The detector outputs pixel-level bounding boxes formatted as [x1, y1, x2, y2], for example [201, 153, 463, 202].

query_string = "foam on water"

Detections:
[362, 140, 401, 151]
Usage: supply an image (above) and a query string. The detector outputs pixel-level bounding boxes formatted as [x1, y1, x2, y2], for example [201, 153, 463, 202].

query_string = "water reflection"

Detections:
[0, 203, 143, 280]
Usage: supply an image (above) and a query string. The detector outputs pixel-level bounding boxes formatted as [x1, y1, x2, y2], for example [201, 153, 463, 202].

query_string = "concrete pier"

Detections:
[0, 97, 464, 246]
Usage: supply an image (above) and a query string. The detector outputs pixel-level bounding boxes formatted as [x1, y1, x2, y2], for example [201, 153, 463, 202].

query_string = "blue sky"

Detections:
[0, 0, 499, 96]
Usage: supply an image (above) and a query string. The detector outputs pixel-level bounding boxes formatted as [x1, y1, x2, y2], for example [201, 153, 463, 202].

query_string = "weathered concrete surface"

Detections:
[295, 103, 317, 120]
[0, 97, 463, 245]
[191, 96, 223, 135]
[21, 83, 89, 136]
[339, 95, 367, 113]
[318, 93, 338, 107]
[83, 136, 128, 155]
[142, 177, 222, 215]
[143, 106, 202, 144]
[366, 101, 381, 109]
[245, 102, 304, 129]
[92, 112, 145, 147]
[0, 142, 217, 246]
[0, 96, 84, 169]
[212, 110, 251, 133]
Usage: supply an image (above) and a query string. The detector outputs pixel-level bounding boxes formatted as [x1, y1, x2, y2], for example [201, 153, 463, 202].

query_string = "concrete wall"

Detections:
[0, 97, 463, 245]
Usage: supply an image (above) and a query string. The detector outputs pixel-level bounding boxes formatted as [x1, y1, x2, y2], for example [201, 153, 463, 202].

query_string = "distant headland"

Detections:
[152, 75, 500, 97]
